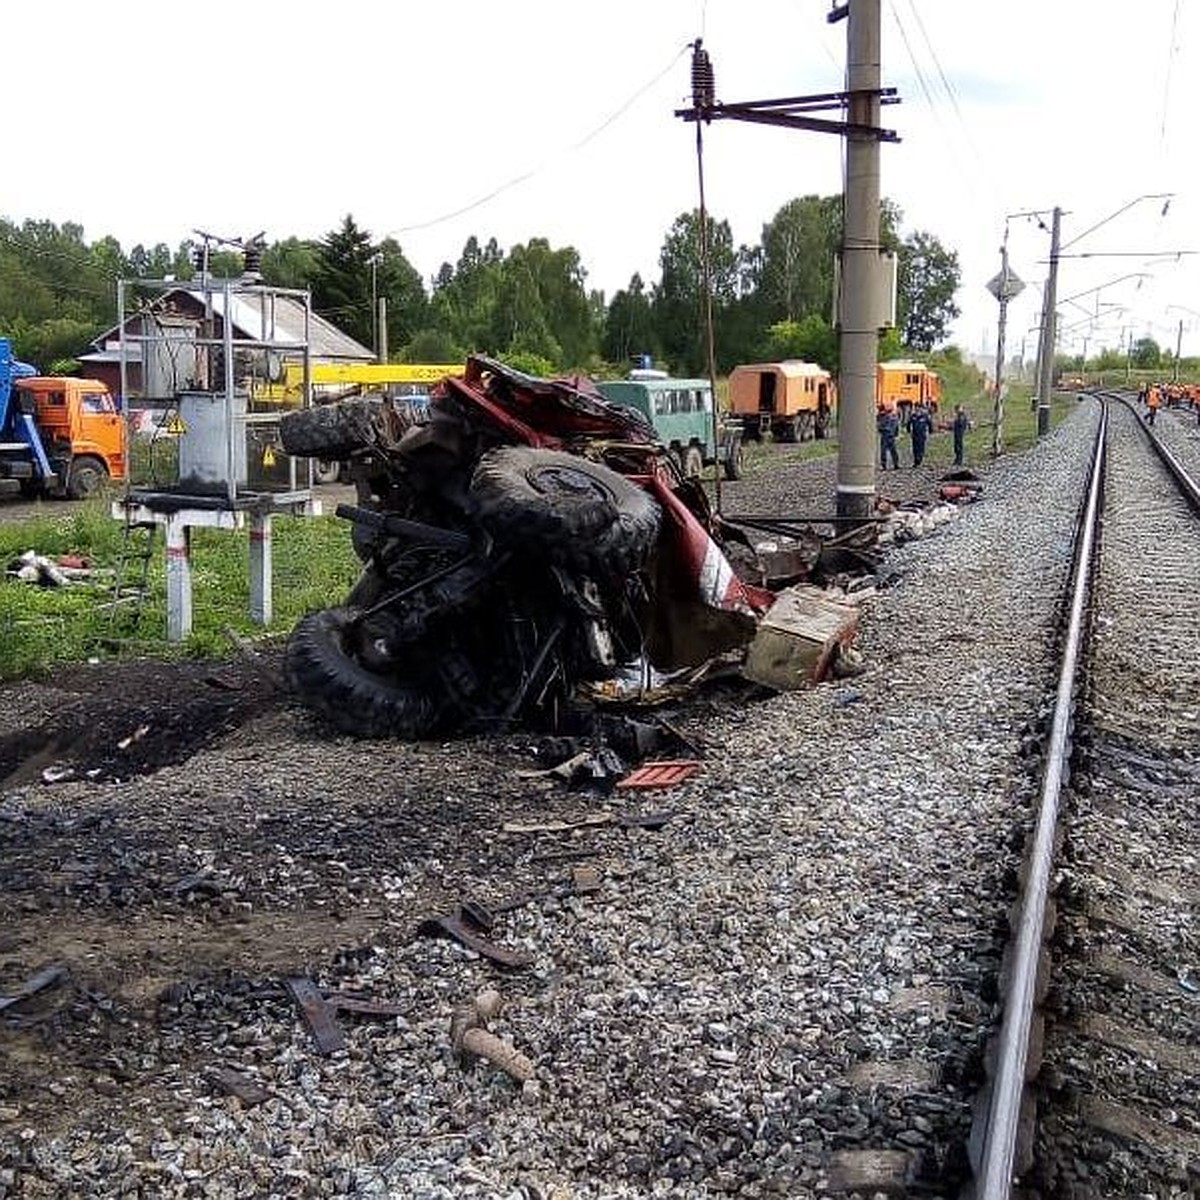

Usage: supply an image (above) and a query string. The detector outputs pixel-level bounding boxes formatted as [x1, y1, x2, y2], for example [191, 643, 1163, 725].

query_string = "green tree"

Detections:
[1131, 336, 1161, 368]
[430, 236, 504, 353]
[402, 328, 464, 363]
[763, 315, 838, 370]
[314, 215, 376, 347]
[496, 239, 595, 367]
[758, 196, 842, 324]
[262, 237, 322, 289]
[652, 210, 741, 375]
[488, 245, 562, 364]
[602, 272, 658, 367]
[375, 237, 429, 356]
[897, 230, 961, 350]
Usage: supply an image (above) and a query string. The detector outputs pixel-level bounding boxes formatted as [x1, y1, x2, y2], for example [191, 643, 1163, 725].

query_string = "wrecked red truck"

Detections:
[280, 357, 854, 738]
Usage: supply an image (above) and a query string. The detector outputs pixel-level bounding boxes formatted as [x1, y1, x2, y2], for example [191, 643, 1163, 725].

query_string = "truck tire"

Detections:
[280, 399, 381, 460]
[66, 455, 108, 500]
[471, 446, 661, 578]
[286, 606, 442, 739]
[683, 444, 704, 480]
[723, 438, 744, 481]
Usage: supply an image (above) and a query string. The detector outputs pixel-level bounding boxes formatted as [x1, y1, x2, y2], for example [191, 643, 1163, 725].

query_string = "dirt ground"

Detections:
[0, 644, 751, 1150]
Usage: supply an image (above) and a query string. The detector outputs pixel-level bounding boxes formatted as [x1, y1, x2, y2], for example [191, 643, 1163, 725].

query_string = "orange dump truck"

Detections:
[876, 360, 942, 415]
[728, 360, 837, 442]
[0, 339, 127, 499]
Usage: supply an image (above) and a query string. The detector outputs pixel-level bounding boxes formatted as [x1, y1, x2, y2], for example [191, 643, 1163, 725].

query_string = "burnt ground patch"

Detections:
[0, 655, 281, 787]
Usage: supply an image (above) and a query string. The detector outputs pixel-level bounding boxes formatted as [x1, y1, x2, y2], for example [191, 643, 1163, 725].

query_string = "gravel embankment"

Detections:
[0, 411, 1099, 1198]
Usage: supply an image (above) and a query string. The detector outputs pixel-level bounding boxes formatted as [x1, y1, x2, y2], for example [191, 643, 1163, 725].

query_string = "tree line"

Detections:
[0, 199, 963, 377]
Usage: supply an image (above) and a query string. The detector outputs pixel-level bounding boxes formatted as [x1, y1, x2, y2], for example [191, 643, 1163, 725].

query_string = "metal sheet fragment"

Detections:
[0, 964, 69, 1013]
[286, 977, 346, 1054]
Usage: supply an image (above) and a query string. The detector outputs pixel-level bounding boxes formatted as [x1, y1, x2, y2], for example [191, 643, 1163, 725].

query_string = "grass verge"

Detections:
[0, 499, 360, 680]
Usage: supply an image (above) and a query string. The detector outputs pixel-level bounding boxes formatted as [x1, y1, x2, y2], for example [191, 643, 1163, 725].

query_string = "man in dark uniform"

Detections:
[878, 406, 900, 470]
[952, 404, 971, 466]
[908, 402, 933, 467]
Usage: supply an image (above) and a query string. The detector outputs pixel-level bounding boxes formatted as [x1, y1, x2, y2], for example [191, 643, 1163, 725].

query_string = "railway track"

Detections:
[972, 393, 1200, 1199]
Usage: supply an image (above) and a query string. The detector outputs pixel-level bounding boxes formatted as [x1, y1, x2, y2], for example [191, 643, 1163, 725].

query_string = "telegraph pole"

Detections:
[1035, 207, 1061, 436]
[836, 0, 883, 521]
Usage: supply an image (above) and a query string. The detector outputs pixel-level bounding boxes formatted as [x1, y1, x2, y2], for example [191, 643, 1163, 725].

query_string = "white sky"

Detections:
[6, 1, 1198, 362]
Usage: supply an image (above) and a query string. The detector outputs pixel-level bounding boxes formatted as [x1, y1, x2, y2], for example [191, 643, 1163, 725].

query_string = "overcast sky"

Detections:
[6, 1, 1197, 363]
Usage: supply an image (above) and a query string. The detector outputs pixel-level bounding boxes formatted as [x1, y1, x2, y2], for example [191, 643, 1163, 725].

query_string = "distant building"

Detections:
[80, 288, 373, 401]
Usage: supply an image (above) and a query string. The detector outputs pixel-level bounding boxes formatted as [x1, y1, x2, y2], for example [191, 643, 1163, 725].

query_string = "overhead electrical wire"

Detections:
[386, 43, 692, 238]
[1159, 0, 1181, 150]
[885, 0, 986, 209]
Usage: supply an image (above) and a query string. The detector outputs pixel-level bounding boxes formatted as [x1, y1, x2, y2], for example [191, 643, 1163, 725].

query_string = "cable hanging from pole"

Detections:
[690, 38, 723, 514]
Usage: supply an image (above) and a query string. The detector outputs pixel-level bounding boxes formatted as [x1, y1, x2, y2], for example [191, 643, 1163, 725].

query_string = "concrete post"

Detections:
[165, 513, 193, 643]
[1036, 207, 1061, 437]
[249, 513, 273, 625]
[836, 0, 883, 521]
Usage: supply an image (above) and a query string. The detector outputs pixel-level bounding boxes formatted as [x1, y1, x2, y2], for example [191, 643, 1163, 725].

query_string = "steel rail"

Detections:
[974, 400, 1108, 1198]
[1108, 390, 1200, 513]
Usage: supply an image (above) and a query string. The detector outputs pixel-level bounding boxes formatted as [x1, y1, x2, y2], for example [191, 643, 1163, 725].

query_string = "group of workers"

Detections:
[1138, 382, 1200, 427]
[877, 402, 971, 469]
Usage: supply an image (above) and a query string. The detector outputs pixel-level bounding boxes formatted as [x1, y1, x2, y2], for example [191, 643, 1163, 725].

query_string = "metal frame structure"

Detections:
[113, 275, 321, 642]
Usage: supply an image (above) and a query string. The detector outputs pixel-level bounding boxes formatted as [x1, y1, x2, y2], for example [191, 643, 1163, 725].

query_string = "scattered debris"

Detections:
[571, 865, 602, 894]
[285, 977, 409, 1055]
[0, 964, 69, 1013]
[502, 813, 615, 834]
[938, 483, 982, 503]
[40, 765, 76, 785]
[742, 585, 859, 691]
[417, 910, 534, 970]
[450, 988, 536, 1084]
[116, 724, 150, 751]
[502, 810, 679, 833]
[516, 746, 626, 788]
[205, 1067, 272, 1107]
[7, 550, 113, 587]
[287, 977, 347, 1054]
[616, 760, 702, 791]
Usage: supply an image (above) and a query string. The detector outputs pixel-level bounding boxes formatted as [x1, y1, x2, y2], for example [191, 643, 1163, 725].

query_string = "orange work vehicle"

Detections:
[727, 360, 837, 442]
[877, 360, 942, 417]
[0, 339, 126, 499]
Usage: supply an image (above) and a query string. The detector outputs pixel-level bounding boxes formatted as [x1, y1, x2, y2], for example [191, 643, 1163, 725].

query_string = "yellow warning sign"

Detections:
[262, 445, 277, 468]
[167, 415, 187, 435]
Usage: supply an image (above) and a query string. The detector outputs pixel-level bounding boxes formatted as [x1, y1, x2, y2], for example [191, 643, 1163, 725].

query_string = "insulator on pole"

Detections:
[691, 39, 716, 116]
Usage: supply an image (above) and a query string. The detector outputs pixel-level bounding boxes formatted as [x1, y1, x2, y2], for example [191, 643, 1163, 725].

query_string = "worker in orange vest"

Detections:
[1147, 384, 1161, 426]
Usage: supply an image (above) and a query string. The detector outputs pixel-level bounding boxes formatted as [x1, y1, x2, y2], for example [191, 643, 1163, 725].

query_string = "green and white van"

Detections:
[596, 372, 743, 480]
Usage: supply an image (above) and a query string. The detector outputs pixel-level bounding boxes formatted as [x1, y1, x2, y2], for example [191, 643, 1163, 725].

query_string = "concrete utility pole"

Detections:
[1035, 207, 1061, 437]
[836, 0, 883, 521]
[1174, 318, 1183, 383]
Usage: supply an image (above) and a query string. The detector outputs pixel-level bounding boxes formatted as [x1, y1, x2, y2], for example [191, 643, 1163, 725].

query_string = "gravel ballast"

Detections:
[0, 407, 1101, 1197]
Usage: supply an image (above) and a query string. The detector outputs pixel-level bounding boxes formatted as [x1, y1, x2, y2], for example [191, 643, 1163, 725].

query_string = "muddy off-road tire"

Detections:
[66, 455, 108, 500]
[280, 399, 381, 460]
[286, 606, 441, 739]
[470, 446, 661, 577]
[723, 438, 744, 481]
